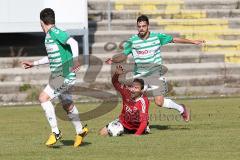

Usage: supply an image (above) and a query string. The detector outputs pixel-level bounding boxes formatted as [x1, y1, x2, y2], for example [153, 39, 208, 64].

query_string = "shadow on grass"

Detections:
[150, 125, 190, 130]
[51, 145, 61, 149]
[60, 140, 92, 147]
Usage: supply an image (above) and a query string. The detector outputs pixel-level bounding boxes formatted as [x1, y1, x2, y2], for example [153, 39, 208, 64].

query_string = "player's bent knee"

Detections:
[38, 92, 50, 103]
[63, 103, 74, 113]
[154, 96, 164, 107]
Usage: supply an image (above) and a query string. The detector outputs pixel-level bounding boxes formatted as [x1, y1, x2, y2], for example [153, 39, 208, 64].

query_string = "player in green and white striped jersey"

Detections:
[106, 15, 205, 122]
[21, 8, 88, 147]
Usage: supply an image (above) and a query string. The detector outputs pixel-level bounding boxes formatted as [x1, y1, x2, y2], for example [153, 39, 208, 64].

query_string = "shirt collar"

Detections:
[134, 94, 144, 102]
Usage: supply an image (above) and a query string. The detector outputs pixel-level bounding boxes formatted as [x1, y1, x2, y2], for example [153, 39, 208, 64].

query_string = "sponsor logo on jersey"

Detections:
[125, 105, 138, 114]
[45, 44, 59, 53]
[136, 50, 149, 55]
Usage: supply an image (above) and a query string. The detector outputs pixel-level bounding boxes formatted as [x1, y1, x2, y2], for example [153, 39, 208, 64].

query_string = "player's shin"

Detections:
[41, 101, 60, 134]
[162, 98, 184, 114]
[67, 105, 83, 134]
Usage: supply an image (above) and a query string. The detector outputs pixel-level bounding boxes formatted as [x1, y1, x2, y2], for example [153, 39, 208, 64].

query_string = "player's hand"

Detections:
[105, 58, 113, 65]
[133, 134, 141, 137]
[192, 40, 205, 45]
[71, 60, 80, 73]
[21, 61, 34, 69]
[115, 65, 125, 75]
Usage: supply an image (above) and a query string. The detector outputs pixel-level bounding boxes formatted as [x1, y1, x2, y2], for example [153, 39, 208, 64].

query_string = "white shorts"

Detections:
[43, 79, 76, 106]
[142, 75, 168, 96]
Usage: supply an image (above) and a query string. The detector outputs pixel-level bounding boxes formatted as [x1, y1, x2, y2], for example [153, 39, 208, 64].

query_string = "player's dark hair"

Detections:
[137, 15, 149, 25]
[40, 8, 55, 25]
[133, 78, 145, 90]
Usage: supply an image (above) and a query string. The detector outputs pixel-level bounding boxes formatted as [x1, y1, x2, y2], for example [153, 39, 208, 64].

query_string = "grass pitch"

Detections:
[0, 98, 240, 160]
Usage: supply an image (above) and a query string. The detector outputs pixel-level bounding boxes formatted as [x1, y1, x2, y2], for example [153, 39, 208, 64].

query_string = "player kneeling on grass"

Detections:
[21, 8, 88, 147]
[99, 65, 150, 136]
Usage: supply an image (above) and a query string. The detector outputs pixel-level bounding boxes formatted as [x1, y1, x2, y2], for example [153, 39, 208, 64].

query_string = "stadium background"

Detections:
[0, 1, 240, 160]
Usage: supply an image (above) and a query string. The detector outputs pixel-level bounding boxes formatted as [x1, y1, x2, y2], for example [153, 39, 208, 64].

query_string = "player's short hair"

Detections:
[137, 15, 149, 25]
[133, 78, 145, 90]
[40, 8, 55, 25]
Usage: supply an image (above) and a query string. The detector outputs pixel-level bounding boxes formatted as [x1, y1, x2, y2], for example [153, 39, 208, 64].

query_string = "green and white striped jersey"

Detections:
[123, 32, 173, 75]
[45, 27, 76, 80]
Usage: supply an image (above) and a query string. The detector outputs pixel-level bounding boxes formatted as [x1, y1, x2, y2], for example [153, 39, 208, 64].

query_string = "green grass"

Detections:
[0, 98, 240, 160]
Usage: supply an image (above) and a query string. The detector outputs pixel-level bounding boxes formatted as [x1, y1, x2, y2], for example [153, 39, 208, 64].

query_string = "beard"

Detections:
[138, 30, 149, 38]
[139, 31, 146, 36]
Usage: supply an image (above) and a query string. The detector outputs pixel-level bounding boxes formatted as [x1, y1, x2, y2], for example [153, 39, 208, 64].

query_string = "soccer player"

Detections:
[106, 15, 206, 122]
[99, 65, 150, 136]
[21, 8, 88, 147]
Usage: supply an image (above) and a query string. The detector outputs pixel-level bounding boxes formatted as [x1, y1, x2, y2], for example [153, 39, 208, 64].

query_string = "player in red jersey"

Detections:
[99, 65, 150, 136]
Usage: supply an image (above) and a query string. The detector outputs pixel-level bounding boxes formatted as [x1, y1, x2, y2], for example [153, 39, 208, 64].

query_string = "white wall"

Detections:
[0, 0, 88, 32]
[0, 0, 43, 23]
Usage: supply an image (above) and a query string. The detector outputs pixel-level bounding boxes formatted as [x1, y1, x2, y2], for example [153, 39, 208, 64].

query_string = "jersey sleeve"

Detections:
[157, 33, 173, 46]
[112, 73, 127, 95]
[123, 38, 133, 56]
[135, 97, 149, 135]
[51, 28, 70, 44]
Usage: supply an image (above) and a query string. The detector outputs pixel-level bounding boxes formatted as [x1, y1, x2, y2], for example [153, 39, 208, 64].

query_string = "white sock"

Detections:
[162, 98, 184, 114]
[41, 101, 59, 134]
[68, 105, 83, 134]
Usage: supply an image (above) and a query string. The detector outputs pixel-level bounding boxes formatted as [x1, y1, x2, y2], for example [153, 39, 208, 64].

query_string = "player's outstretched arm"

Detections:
[134, 120, 148, 136]
[172, 37, 205, 45]
[135, 109, 148, 136]
[112, 65, 127, 94]
[21, 61, 34, 69]
[66, 38, 80, 72]
[112, 65, 125, 84]
[21, 56, 49, 69]
[105, 53, 128, 64]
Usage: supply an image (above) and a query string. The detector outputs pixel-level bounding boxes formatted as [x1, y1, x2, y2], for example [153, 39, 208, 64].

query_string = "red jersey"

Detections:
[112, 74, 149, 135]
